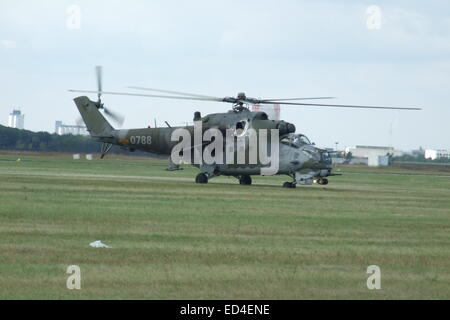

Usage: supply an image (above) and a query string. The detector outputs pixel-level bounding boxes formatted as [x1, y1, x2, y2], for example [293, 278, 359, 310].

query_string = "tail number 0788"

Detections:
[130, 135, 152, 145]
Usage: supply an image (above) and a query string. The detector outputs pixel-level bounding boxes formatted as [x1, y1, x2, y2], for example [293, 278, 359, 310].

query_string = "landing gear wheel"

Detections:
[282, 182, 296, 188]
[239, 175, 252, 185]
[195, 173, 208, 184]
[317, 178, 329, 185]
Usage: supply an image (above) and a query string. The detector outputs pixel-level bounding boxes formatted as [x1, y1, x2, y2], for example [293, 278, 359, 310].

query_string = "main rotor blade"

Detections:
[261, 97, 336, 102]
[95, 66, 102, 101]
[260, 101, 421, 110]
[128, 88, 336, 103]
[69, 89, 225, 102]
[128, 86, 222, 100]
[68, 88, 421, 110]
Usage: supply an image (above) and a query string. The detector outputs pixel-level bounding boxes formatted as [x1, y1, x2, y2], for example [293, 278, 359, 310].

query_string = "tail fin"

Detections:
[74, 96, 115, 138]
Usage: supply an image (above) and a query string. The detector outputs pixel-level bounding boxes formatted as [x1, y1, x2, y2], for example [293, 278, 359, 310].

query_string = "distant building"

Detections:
[8, 109, 24, 129]
[345, 145, 402, 158]
[251, 104, 280, 120]
[345, 145, 402, 167]
[425, 149, 450, 160]
[411, 148, 425, 157]
[368, 155, 390, 167]
[55, 120, 88, 135]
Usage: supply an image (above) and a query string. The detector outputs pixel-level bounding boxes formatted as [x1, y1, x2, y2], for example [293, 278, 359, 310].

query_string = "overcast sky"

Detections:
[1, 0, 449, 150]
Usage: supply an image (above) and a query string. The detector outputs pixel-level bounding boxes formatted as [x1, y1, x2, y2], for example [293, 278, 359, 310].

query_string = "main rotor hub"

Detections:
[230, 92, 249, 112]
[237, 92, 246, 100]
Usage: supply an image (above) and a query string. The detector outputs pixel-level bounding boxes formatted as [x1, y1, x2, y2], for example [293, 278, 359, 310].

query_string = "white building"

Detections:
[425, 149, 450, 160]
[8, 109, 24, 129]
[345, 145, 402, 167]
[345, 145, 403, 158]
[368, 155, 390, 167]
[55, 121, 88, 135]
[251, 104, 280, 120]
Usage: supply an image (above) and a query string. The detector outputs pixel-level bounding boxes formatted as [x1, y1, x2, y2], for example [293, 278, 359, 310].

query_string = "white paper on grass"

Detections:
[89, 240, 111, 248]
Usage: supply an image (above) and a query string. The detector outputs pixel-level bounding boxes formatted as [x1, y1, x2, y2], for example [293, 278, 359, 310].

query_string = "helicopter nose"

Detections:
[302, 146, 321, 163]
[319, 150, 332, 168]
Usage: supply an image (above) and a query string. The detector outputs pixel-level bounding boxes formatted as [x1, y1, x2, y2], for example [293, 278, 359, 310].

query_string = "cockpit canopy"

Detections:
[280, 133, 311, 148]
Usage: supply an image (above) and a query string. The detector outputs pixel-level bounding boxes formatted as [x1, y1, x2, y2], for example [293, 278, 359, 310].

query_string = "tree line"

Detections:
[0, 125, 101, 153]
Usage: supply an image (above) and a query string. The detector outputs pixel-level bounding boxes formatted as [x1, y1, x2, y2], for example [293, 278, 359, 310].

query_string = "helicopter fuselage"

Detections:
[103, 108, 333, 184]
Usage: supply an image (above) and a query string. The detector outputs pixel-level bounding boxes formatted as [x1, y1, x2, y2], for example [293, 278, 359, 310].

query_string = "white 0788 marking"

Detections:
[130, 135, 152, 145]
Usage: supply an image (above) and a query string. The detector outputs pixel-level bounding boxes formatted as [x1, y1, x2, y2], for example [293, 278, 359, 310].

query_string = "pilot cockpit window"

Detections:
[280, 133, 311, 148]
[296, 134, 311, 146]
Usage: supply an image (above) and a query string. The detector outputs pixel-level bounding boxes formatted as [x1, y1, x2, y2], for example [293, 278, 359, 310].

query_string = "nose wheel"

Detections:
[195, 173, 208, 184]
[239, 175, 252, 185]
[282, 182, 296, 188]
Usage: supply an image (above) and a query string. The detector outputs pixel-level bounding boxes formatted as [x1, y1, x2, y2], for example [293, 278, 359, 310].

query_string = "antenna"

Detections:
[389, 121, 393, 150]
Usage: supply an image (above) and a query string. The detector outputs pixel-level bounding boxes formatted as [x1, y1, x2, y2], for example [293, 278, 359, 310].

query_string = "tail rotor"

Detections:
[95, 65, 103, 108]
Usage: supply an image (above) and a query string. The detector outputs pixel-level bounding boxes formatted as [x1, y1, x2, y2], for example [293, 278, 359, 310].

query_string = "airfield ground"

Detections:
[0, 152, 449, 299]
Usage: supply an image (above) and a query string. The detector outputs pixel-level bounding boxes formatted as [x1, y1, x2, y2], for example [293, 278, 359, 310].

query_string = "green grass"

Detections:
[0, 152, 449, 299]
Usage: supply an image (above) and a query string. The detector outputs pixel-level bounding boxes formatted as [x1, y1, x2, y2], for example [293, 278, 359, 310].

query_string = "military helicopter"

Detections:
[69, 66, 420, 188]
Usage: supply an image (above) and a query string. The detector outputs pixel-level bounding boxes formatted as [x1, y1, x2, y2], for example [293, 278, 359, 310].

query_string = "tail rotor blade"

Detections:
[95, 65, 103, 102]
[103, 107, 125, 126]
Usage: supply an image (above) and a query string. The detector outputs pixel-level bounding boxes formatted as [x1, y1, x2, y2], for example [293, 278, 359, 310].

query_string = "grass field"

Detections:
[0, 152, 449, 299]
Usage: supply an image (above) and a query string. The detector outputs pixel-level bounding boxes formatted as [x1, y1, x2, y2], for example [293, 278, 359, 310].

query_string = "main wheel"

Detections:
[317, 178, 329, 185]
[282, 182, 296, 188]
[195, 173, 208, 184]
[239, 175, 252, 185]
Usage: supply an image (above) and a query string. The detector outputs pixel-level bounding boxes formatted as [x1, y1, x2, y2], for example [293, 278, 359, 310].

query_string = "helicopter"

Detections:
[69, 66, 420, 188]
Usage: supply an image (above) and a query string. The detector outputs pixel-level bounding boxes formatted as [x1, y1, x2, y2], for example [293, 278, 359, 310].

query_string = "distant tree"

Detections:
[0, 125, 100, 153]
[392, 153, 450, 164]
[344, 151, 353, 164]
[386, 152, 394, 165]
